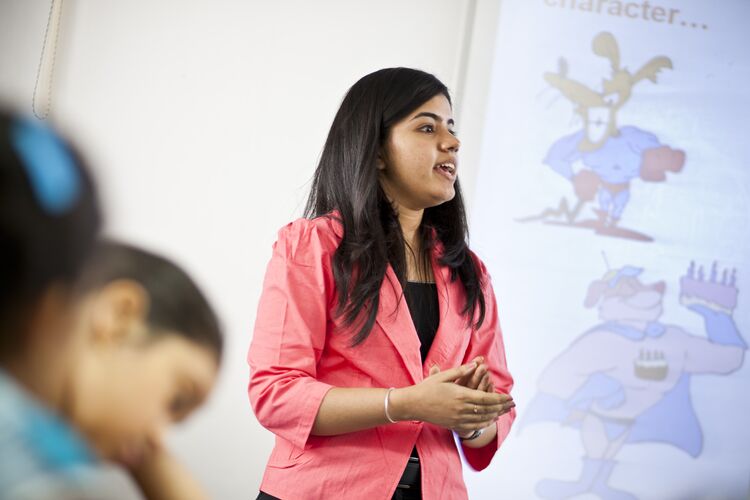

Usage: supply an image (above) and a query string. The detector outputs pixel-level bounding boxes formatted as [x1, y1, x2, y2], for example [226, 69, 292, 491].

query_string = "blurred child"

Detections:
[68, 240, 223, 499]
[1, 110, 223, 499]
[0, 110, 102, 498]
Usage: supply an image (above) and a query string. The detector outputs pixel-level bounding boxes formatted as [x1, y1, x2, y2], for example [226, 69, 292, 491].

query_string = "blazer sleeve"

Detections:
[247, 220, 336, 449]
[460, 257, 516, 471]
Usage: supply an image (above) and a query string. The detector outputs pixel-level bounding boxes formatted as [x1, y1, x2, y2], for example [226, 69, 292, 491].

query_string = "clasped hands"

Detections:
[387, 356, 515, 438]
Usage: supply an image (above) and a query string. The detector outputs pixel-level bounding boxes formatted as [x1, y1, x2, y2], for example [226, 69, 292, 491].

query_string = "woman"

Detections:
[67, 240, 223, 500]
[248, 67, 515, 500]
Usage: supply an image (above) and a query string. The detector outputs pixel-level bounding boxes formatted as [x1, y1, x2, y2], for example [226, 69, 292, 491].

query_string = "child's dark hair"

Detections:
[0, 110, 101, 358]
[76, 241, 223, 362]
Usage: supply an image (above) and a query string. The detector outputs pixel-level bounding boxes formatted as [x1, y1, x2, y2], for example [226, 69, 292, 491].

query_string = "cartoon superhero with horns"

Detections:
[521, 32, 686, 242]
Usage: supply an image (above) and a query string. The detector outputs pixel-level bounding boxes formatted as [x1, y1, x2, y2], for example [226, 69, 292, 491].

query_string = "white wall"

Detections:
[0, 1, 496, 498]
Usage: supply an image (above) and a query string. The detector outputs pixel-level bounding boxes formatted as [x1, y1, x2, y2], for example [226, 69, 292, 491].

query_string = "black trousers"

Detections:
[257, 450, 421, 499]
[257, 486, 422, 500]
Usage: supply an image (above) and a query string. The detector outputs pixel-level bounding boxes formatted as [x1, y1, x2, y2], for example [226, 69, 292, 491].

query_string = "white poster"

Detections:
[466, 1, 750, 499]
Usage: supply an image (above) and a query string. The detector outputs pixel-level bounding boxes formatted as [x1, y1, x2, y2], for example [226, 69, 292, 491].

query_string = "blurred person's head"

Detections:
[304, 67, 485, 345]
[0, 110, 101, 394]
[64, 241, 223, 466]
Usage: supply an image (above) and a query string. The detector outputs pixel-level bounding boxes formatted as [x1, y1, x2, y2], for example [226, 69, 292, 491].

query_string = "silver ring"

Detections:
[473, 405, 478, 414]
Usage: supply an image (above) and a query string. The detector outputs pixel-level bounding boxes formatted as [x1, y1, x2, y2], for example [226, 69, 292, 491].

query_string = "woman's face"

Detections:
[73, 334, 218, 467]
[378, 94, 460, 211]
[66, 283, 218, 467]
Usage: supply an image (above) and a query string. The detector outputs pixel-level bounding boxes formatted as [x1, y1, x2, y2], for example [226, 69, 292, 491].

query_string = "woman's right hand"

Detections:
[388, 363, 511, 434]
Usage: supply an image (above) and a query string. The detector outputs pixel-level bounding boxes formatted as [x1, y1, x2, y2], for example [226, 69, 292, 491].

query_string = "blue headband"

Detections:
[9, 118, 82, 215]
[607, 266, 643, 288]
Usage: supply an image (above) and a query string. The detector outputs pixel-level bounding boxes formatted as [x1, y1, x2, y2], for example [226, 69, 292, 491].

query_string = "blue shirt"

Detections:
[0, 370, 96, 499]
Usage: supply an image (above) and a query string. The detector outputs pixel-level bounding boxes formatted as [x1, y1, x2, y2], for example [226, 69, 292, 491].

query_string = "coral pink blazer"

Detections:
[247, 215, 515, 500]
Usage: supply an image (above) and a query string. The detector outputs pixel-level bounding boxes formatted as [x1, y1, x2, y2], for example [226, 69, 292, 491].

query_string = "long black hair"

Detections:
[304, 67, 486, 345]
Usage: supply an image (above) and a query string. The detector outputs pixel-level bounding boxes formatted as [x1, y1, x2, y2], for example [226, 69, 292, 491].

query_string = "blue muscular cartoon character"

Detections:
[525, 32, 685, 240]
[521, 263, 745, 500]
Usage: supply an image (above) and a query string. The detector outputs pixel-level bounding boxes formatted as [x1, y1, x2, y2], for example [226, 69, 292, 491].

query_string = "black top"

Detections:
[403, 281, 440, 363]
[403, 281, 440, 461]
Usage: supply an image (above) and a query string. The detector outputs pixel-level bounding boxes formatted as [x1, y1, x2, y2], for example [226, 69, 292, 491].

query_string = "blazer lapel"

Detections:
[423, 246, 472, 371]
[374, 266, 423, 384]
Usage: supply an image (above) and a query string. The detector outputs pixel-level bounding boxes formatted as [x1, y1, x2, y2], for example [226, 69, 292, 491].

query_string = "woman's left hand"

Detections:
[451, 356, 493, 392]
[429, 356, 514, 440]
[431, 356, 493, 393]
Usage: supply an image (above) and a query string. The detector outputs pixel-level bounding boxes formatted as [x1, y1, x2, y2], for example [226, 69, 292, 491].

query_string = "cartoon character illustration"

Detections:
[520, 32, 686, 242]
[521, 263, 745, 500]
